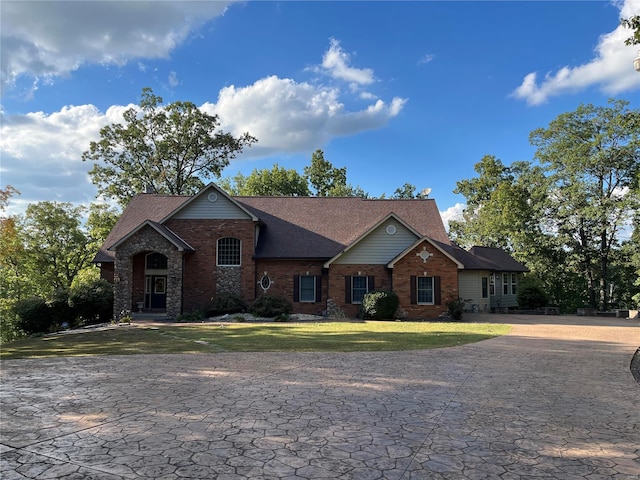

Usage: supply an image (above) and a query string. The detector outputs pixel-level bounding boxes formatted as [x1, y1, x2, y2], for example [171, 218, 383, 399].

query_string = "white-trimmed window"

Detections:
[352, 276, 368, 304]
[503, 273, 509, 295]
[490, 273, 495, 295]
[217, 237, 241, 266]
[417, 276, 434, 304]
[511, 273, 517, 295]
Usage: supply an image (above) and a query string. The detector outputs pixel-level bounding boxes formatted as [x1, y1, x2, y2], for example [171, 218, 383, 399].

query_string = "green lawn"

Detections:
[0, 321, 510, 359]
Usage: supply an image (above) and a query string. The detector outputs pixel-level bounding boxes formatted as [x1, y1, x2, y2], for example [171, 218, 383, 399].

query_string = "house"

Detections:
[94, 183, 528, 319]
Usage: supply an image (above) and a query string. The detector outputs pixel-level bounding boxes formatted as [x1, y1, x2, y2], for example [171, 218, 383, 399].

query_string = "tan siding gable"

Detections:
[172, 191, 253, 220]
[334, 219, 418, 265]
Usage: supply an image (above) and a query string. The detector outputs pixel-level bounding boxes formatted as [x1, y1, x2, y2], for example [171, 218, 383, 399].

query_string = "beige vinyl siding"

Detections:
[458, 271, 490, 312]
[334, 220, 418, 265]
[173, 192, 253, 220]
[490, 272, 519, 309]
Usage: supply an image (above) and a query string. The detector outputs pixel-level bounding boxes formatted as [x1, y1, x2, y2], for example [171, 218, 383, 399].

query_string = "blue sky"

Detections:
[2, 0, 639, 228]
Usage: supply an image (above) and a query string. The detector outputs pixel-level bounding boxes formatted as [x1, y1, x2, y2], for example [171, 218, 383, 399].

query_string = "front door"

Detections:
[146, 275, 167, 310]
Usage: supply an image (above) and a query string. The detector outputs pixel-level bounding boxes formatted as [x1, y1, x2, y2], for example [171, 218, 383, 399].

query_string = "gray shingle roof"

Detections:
[94, 192, 450, 263]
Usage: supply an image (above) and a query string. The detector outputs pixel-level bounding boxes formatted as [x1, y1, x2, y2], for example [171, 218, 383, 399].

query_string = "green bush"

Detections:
[361, 290, 399, 320]
[445, 298, 464, 321]
[517, 284, 548, 310]
[14, 296, 54, 334]
[48, 289, 72, 329]
[1, 298, 24, 342]
[250, 294, 292, 318]
[177, 310, 205, 323]
[69, 279, 114, 325]
[206, 293, 248, 316]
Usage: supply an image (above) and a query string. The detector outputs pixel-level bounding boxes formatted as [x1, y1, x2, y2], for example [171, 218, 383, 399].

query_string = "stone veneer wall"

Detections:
[216, 266, 241, 295]
[113, 226, 183, 319]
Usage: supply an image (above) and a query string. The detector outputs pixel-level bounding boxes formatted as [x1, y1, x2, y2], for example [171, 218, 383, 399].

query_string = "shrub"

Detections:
[361, 290, 399, 320]
[517, 284, 548, 310]
[445, 298, 464, 321]
[250, 294, 292, 318]
[48, 289, 72, 329]
[14, 296, 53, 334]
[69, 279, 114, 325]
[1, 298, 24, 342]
[206, 293, 248, 316]
[177, 310, 205, 323]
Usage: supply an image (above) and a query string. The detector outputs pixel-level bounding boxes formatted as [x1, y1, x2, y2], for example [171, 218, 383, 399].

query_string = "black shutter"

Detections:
[410, 276, 417, 304]
[367, 276, 375, 292]
[434, 276, 441, 305]
[293, 275, 300, 302]
[316, 275, 322, 302]
[345, 276, 352, 303]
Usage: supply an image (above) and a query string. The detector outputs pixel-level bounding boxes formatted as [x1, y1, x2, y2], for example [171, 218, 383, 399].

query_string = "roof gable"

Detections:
[387, 237, 465, 269]
[108, 221, 194, 252]
[324, 214, 421, 267]
[164, 184, 258, 221]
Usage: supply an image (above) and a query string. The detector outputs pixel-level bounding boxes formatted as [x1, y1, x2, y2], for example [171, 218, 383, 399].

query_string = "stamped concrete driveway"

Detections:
[1, 314, 639, 479]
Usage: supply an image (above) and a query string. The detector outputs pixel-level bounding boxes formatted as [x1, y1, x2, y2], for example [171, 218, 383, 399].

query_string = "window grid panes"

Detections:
[503, 273, 509, 295]
[511, 274, 517, 295]
[352, 276, 368, 304]
[217, 237, 241, 266]
[417, 277, 434, 304]
[299, 276, 316, 302]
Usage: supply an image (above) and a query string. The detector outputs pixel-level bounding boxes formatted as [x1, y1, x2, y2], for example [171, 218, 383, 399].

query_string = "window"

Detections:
[511, 274, 517, 295]
[299, 276, 316, 302]
[490, 274, 495, 296]
[503, 273, 509, 295]
[417, 277, 434, 304]
[482, 277, 489, 298]
[217, 237, 241, 266]
[352, 276, 368, 304]
[146, 252, 167, 270]
[294, 275, 322, 303]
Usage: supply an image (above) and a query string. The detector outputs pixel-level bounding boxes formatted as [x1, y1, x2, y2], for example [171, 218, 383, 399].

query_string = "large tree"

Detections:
[530, 99, 639, 310]
[303, 149, 367, 197]
[21, 202, 94, 295]
[621, 14, 640, 46]
[83, 88, 257, 206]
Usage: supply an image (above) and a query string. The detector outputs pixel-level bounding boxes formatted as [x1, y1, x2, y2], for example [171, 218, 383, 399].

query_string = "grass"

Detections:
[0, 321, 510, 360]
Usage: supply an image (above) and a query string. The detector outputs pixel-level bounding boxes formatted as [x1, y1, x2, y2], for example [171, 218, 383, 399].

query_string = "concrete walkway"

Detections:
[1, 315, 639, 479]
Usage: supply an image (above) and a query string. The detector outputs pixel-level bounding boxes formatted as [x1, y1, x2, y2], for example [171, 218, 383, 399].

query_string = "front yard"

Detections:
[0, 321, 510, 359]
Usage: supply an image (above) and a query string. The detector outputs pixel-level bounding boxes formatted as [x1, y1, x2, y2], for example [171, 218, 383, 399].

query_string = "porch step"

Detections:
[132, 312, 172, 322]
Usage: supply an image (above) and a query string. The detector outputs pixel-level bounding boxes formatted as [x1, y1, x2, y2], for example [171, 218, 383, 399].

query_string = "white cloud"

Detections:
[0, 104, 130, 214]
[202, 76, 406, 157]
[317, 38, 375, 85]
[418, 54, 435, 65]
[512, 0, 640, 105]
[168, 71, 180, 88]
[440, 203, 466, 232]
[0, 1, 231, 88]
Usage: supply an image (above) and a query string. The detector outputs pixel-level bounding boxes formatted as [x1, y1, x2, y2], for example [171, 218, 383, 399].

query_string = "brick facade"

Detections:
[391, 241, 459, 318]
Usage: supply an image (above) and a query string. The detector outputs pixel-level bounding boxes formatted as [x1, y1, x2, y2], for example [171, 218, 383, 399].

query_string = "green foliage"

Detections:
[391, 183, 429, 199]
[0, 299, 24, 343]
[14, 297, 53, 335]
[250, 294, 293, 318]
[517, 283, 548, 310]
[361, 290, 400, 320]
[68, 278, 114, 325]
[445, 298, 464, 321]
[48, 289, 72, 329]
[304, 149, 368, 197]
[177, 310, 205, 323]
[22, 201, 94, 296]
[621, 15, 640, 46]
[83, 87, 257, 206]
[207, 293, 248, 316]
[220, 164, 310, 196]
